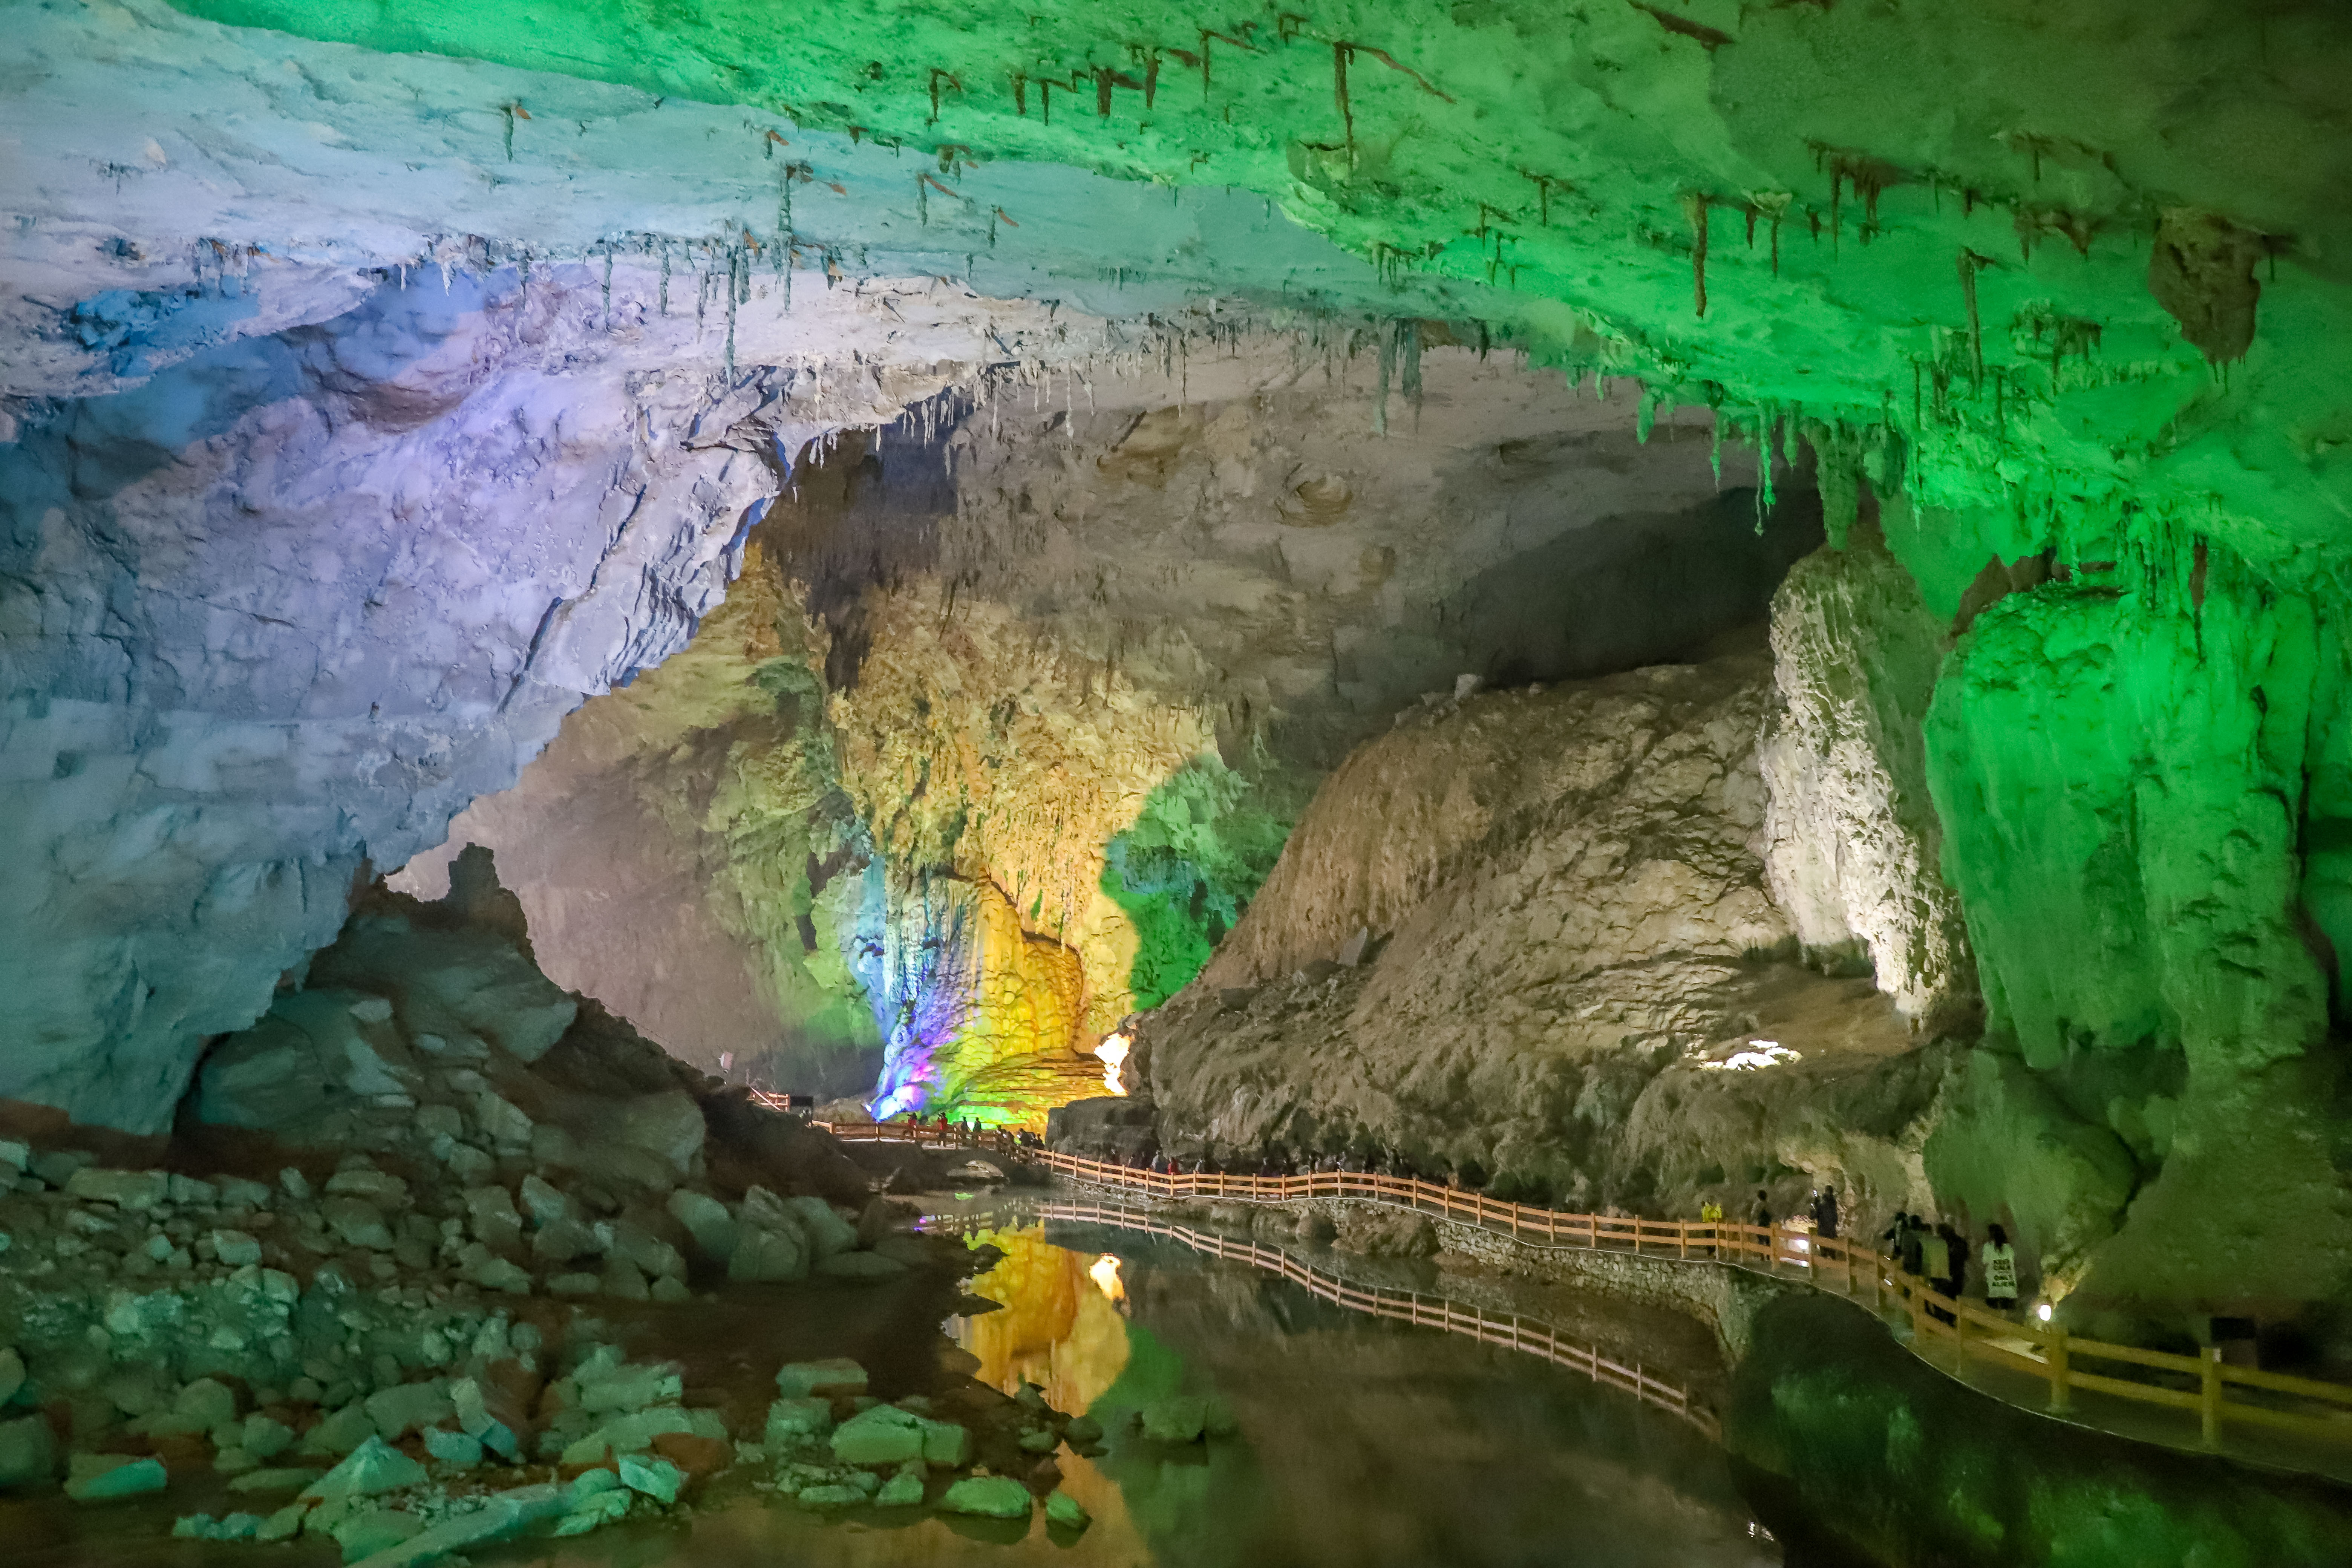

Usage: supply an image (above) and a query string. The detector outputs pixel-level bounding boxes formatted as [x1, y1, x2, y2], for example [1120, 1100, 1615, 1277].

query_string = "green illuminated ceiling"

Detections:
[176, 0, 2352, 576]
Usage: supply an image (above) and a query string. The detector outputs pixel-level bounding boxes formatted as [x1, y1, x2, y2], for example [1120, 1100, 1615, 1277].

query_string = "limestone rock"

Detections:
[666, 1190, 738, 1263]
[64, 1168, 169, 1209]
[775, 1358, 867, 1399]
[0, 1413, 58, 1487]
[1758, 539, 1974, 1029]
[940, 1475, 1033, 1519]
[304, 1436, 427, 1500]
[66, 1453, 168, 1502]
[829, 1406, 926, 1466]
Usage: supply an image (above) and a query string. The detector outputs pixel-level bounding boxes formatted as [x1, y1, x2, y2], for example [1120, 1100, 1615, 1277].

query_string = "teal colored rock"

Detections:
[781, 1195, 860, 1260]
[256, 1501, 311, 1542]
[0, 1413, 58, 1487]
[1139, 1396, 1207, 1443]
[919, 1419, 970, 1466]
[551, 1489, 634, 1535]
[559, 1405, 721, 1465]
[940, 1475, 1033, 1519]
[302, 1403, 378, 1457]
[763, 1396, 835, 1449]
[332, 1505, 424, 1562]
[1061, 1415, 1102, 1446]
[242, 1413, 297, 1461]
[364, 1380, 453, 1440]
[665, 1190, 738, 1263]
[0, 1346, 23, 1404]
[874, 1463, 925, 1507]
[229, 1467, 324, 1493]
[175, 1377, 239, 1430]
[213, 1229, 263, 1267]
[342, 1484, 565, 1567]
[303, 1436, 427, 1500]
[65, 1167, 169, 1209]
[66, 1454, 168, 1502]
[830, 1405, 925, 1465]
[775, 1357, 867, 1398]
[175, 1510, 264, 1540]
[728, 1222, 808, 1283]
[577, 1363, 682, 1416]
[1046, 1490, 1090, 1531]
[794, 1483, 867, 1508]
[817, 1250, 907, 1280]
[618, 1453, 683, 1504]
[423, 1427, 482, 1467]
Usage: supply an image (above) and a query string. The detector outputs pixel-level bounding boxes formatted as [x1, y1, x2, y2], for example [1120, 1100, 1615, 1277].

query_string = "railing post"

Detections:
[2046, 1325, 2070, 1413]
[2201, 1346, 2224, 1449]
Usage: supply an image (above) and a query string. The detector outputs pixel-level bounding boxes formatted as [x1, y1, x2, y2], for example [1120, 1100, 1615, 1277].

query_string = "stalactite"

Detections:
[1682, 193, 1710, 317]
[600, 245, 612, 329]
[1958, 248, 1989, 390]
[659, 244, 671, 315]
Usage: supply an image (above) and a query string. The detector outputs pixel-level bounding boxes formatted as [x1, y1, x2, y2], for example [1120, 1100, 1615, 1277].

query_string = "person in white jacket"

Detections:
[1982, 1223, 2020, 1312]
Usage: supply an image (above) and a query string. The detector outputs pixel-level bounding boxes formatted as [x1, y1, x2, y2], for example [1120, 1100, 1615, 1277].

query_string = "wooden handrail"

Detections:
[808, 1116, 2352, 1456]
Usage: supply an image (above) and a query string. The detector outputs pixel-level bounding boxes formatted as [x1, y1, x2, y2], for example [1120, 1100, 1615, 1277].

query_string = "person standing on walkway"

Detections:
[1936, 1222, 1968, 1299]
[1814, 1185, 1839, 1240]
[1700, 1198, 1723, 1259]
[1982, 1224, 2018, 1311]
[1753, 1190, 1773, 1227]
[1919, 1223, 1953, 1323]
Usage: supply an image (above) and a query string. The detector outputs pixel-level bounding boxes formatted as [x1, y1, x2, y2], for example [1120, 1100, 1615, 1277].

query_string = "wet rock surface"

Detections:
[0, 850, 1096, 1560]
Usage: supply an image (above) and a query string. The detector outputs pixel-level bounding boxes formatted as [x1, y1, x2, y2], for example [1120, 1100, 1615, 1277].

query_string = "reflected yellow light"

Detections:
[1097, 1032, 1131, 1095]
[1089, 1252, 1125, 1303]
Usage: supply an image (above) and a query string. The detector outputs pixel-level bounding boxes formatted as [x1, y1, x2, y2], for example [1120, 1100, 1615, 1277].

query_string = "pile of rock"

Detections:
[0, 850, 963, 1553]
[756, 1356, 1094, 1533]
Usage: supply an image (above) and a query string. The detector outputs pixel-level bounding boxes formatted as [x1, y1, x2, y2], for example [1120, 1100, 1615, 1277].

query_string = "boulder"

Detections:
[1140, 1396, 1208, 1443]
[463, 1187, 524, 1250]
[175, 1378, 239, 1430]
[874, 1463, 925, 1507]
[364, 1381, 453, 1441]
[829, 1406, 925, 1466]
[322, 1197, 394, 1251]
[212, 1230, 263, 1267]
[775, 1359, 867, 1399]
[0, 1348, 27, 1407]
[423, 1428, 483, 1468]
[576, 1361, 681, 1415]
[763, 1397, 835, 1450]
[518, 1175, 570, 1227]
[303, 1404, 379, 1458]
[665, 1190, 737, 1263]
[1046, 1489, 1091, 1531]
[778, 1194, 858, 1260]
[727, 1225, 808, 1284]
[617, 1453, 683, 1504]
[940, 1475, 1034, 1519]
[65, 1167, 169, 1209]
[332, 1506, 426, 1561]
[66, 1454, 168, 1502]
[0, 1413, 58, 1486]
[342, 1484, 566, 1568]
[530, 1216, 602, 1266]
[303, 1436, 427, 1499]
[559, 1406, 724, 1465]
[242, 1414, 296, 1461]
[920, 1419, 971, 1466]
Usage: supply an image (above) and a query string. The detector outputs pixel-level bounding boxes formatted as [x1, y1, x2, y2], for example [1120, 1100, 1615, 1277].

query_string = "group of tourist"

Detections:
[1881, 1211, 2021, 1318]
[1727, 1188, 2024, 1320]
[895, 1112, 1046, 1151]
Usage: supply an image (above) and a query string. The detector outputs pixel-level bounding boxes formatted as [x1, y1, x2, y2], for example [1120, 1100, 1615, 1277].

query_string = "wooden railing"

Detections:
[816, 1118, 2352, 1453]
[945, 1198, 1719, 1439]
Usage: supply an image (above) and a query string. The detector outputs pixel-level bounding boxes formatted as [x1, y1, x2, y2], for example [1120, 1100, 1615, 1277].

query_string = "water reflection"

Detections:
[470, 1213, 1777, 1568]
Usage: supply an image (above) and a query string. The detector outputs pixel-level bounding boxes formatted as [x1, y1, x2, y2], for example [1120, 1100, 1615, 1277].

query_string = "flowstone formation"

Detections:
[1134, 653, 1946, 1216]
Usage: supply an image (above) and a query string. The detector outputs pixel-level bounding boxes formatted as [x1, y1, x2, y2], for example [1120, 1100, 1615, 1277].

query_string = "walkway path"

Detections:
[816, 1118, 2352, 1477]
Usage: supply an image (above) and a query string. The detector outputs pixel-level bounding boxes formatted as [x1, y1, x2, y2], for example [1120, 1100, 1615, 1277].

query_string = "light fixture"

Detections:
[1097, 1032, 1132, 1095]
[2036, 1303, 2053, 1323]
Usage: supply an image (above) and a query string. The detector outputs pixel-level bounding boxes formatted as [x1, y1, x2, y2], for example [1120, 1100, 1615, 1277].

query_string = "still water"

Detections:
[21, 1207, 1779, 1568]
[562, 1207, 1773, 1568]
